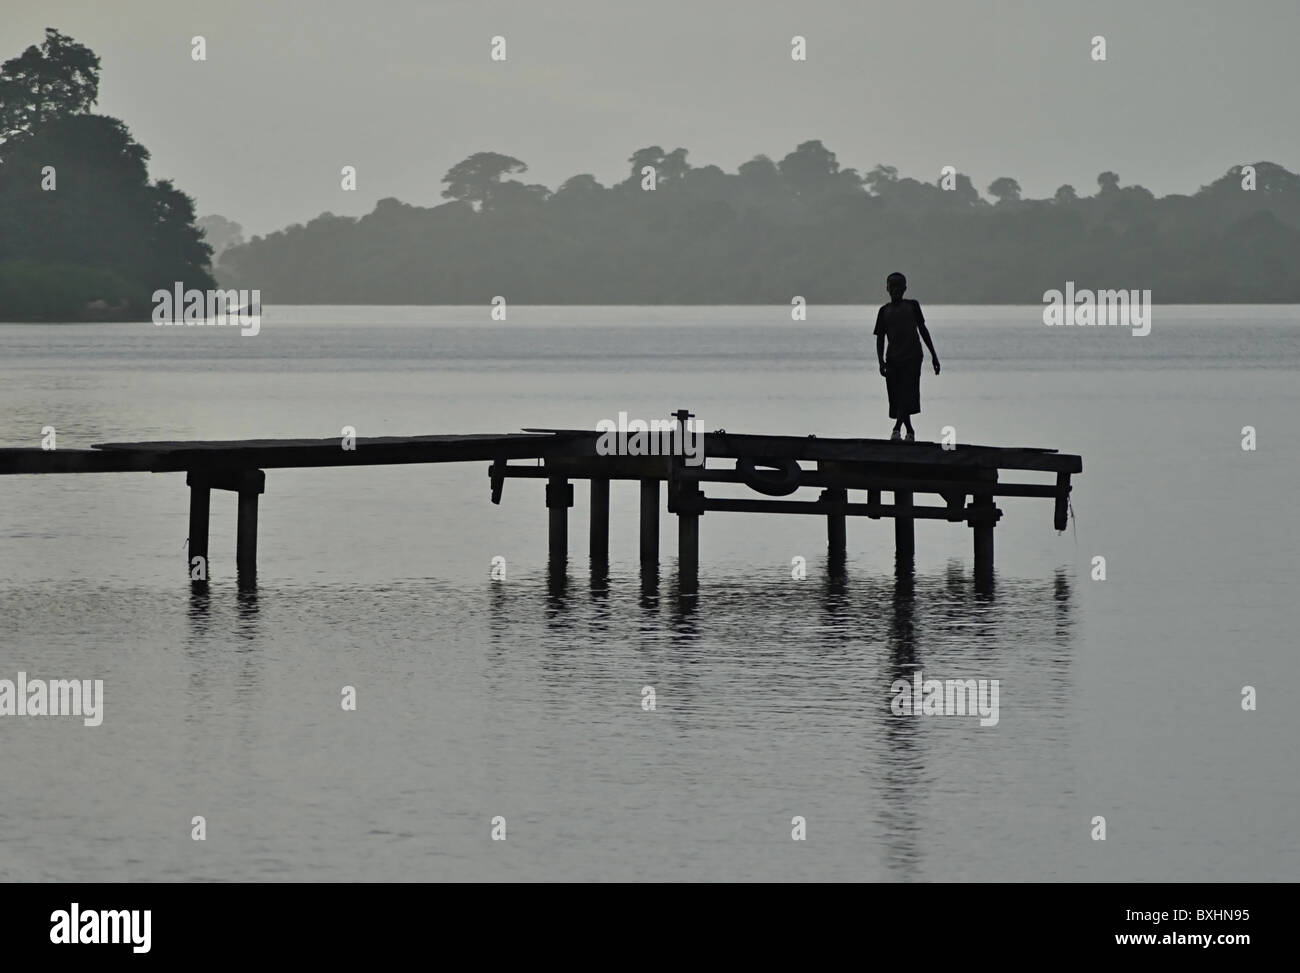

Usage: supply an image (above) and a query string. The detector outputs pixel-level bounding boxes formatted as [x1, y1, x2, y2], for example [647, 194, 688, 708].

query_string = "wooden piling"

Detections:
[237, 491, 259, 578]
[546, 475, 573, 561]
[639, 477, 659, 564]
[1054, 471, 1071, 531]
[678, 510, 699, 594]
[823, 488, 847, 557]
[971, 472, 999, 582]
[676, 483, 702, 594]
[894, 490, 915, 560]
[589, 477, 610, 561]
[235, 470, 266, 581]
[973, 501, 995, 580]
[186, 472, 210, 578]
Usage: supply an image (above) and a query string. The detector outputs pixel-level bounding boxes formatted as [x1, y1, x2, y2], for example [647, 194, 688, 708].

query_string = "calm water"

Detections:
[1, 305, 1297, 881]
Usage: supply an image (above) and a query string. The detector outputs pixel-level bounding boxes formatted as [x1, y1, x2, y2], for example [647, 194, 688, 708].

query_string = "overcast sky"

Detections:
[5, 0, 1297, 236]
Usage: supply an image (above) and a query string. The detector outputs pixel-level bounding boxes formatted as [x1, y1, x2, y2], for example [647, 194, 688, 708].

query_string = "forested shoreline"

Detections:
[3, 30, 1297, 320]
[0, 30, 212, 321]
[215, 149, 1300, 305]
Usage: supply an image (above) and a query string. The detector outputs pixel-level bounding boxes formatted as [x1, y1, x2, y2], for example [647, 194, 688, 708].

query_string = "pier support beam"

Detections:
[589, 477, 610, 561]
[675, 483, 703, 595]
[235, 470, 266, 583]
[1053, 472, 1071, 531]
[186, 472, 210, 580]
[972, 499, 995, 582]
[894, 490, 915, 561]
[546, 475, 573, 562]
[678, 507, 699, 595]
[639, 478, 659, 564]
[970, 470, 1000, 585]
[823, 488, 847, 558]
[237, 492, 259, 580]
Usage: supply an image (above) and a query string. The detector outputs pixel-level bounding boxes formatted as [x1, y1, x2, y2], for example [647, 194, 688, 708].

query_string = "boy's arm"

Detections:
[918, 322, 938, 358]
[915, 301, 940, 373]
[874, 307, 887, 374]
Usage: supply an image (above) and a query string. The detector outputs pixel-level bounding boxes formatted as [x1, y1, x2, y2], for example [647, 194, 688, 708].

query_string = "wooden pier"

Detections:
[0, 412, 1081, 590]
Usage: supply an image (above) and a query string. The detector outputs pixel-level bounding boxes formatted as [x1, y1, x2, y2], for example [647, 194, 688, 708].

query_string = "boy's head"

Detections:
[887, 272, 907, 300]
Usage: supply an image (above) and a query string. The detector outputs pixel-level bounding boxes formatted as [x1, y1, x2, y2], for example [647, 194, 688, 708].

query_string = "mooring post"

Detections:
[235, 469, 266, 581]
[546, 475, 573, 561]
[639, 477, 659, 564]
[186, 471, 210, 578]
[894, 490, 915, 560]
[589, 477, 610, 561]
[823, 487, 847, 558]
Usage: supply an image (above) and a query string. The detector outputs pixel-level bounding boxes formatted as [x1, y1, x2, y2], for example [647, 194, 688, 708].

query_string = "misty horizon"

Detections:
[5, 0, 1297, 236]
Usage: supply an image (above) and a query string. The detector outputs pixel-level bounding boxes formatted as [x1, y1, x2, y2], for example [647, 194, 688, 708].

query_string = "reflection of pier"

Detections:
[0, 408, 1080, 591]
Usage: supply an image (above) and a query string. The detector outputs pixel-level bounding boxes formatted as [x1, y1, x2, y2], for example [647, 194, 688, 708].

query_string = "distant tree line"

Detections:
[217, 145, 1300, 304]
[0, 29, 213, 320]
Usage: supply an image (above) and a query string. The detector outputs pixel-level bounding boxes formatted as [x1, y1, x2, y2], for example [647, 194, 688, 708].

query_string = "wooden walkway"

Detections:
[0, 412, 1081, 591]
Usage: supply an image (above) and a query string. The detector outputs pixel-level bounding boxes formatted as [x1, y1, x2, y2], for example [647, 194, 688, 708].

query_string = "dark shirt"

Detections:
[874, 299, 925, 362]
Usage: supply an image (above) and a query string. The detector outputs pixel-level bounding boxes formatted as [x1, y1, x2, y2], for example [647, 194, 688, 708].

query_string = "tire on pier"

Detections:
[736, 456, 802, 497]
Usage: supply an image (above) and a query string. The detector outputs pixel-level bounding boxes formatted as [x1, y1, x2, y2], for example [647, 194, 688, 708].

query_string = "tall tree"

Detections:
[0, 28, 100, 158]
[778, 139, 841, 196]
[441, 152, 528, 212]
[196, 214, 245, 263]
[987, 176, 1022, 205]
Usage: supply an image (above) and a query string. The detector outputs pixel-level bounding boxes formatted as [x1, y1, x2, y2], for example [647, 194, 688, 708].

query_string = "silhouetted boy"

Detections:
[874, 272, 940, 440]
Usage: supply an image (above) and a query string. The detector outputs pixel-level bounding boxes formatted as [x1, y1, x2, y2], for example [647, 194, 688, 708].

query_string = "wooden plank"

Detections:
[499, 462, 1063, 499]
[702, 497, 956, 519]
[6, 429, 1080, 477]
[89, 432, 575, 473]
[524, 429, 1081, 473]
[0, 448, 153, 475]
